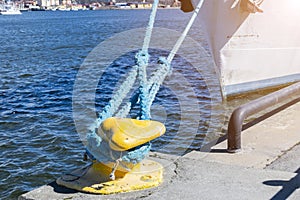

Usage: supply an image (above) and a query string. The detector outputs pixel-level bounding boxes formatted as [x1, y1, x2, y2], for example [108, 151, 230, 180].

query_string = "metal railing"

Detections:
[227, 82, 300, 153]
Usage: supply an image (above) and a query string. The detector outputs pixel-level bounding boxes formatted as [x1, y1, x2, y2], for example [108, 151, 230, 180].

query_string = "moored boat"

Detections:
[0, 4, 22, 15]
[198, 0, 300, 98]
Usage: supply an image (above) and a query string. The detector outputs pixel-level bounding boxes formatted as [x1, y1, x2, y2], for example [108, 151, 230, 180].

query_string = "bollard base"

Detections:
[56, 159, 163, 195]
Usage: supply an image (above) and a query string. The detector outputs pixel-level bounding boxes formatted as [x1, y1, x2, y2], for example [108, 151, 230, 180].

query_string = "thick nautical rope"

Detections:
[86, 0, 160, 176]
[137, 0, 159, 120]
[98, 0, 159, 121]
[141, 0, 205, 111]
[86, 0, 205, 178]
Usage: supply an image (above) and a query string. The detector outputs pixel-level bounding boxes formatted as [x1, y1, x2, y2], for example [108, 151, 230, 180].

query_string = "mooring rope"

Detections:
[167, 0, 205, 63]
[137, 0, 159, 120]
[86, 0, 160, 171]
[86, 0, 205, 177]
[96, 65, 138, 126]
[95, 0, 159, 122]
[142, 0, 159, 53]
[142, 0, 205, 112]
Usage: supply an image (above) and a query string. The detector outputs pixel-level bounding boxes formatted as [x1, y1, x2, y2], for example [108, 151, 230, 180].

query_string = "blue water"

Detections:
[0, 10, 224, 199]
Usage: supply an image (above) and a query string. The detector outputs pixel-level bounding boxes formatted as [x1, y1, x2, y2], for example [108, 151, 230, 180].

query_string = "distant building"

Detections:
[129, 2, 152, 9]
[61, 0, 72, 5]
[40, 0, 59, 7]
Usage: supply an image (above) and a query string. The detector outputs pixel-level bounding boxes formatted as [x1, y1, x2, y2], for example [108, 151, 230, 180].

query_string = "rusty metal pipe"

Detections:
[227, 82, 300, 153]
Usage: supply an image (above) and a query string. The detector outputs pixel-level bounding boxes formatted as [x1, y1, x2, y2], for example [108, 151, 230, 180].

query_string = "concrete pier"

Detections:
[19, 102, 300, 200]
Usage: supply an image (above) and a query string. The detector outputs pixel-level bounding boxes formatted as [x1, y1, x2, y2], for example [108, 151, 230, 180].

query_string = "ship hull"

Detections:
[199, 0, 300, 97]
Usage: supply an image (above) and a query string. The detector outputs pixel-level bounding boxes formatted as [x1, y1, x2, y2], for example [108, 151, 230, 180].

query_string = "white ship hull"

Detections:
[199, 0, 300, 97]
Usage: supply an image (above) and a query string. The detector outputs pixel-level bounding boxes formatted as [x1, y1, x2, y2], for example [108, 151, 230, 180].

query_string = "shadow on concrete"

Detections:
[263, 168, 300, 200]
[48, 181, 78, 194]
[209, 149, 228, 153]
[198, 135, 228, 153]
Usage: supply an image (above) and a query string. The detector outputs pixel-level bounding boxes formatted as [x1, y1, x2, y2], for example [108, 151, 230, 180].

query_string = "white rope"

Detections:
[142, 0, 159, 53]
[167, 0, 205, 63]
[145, 0, 205, 108]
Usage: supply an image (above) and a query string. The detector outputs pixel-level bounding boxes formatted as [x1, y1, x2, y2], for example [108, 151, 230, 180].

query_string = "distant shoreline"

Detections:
[70, 6, 181, 11]
[18, 7, 181, 12]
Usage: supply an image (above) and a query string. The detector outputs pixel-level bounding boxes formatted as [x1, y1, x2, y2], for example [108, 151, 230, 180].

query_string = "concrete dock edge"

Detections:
[19, 103, 300, 200]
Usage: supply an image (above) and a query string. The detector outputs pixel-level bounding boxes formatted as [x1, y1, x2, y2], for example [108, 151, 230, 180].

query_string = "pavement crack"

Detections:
[264, 141, 300, 170]
[138, 191, 154, 199]
[173, 160, 179, 176]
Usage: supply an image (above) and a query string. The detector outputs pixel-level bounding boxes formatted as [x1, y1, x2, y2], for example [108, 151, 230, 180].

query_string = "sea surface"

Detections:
[0, 9, 232, 199]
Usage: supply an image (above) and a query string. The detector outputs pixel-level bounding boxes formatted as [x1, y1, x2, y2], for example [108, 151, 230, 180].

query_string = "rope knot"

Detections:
[136, 51, 149, 66]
